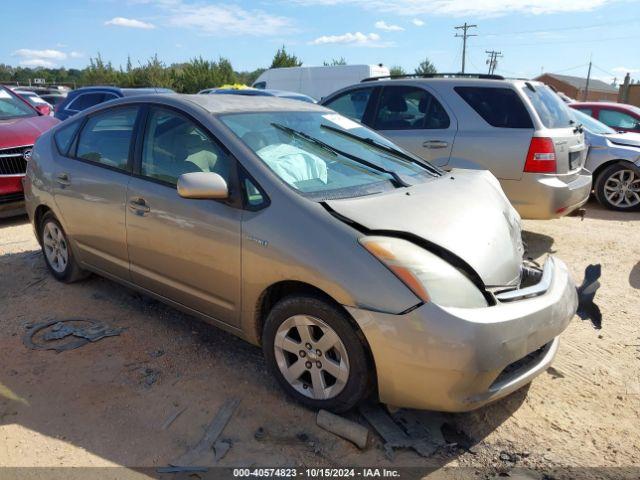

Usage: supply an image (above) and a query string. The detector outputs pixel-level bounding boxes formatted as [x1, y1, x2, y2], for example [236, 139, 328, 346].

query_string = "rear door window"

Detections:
[455, 86, 533, 128]
[323, 88, 374, 122]
[374, 86, 450, 130]
[54, 120, 82, 155]
[68, 92, 108, 112]
[598, 109, 640, 129]
[75, 106, 139, 171]
[521, 84, 573, 129]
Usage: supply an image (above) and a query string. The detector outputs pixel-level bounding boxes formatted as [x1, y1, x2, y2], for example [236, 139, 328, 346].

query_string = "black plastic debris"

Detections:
[576, 264, 602, 330]
[23, 319, 126, 353]
[164, 398, 240, 471]
[359, 404, 446, 459]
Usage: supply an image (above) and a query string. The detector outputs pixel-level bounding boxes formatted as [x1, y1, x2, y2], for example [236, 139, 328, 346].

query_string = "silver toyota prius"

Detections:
[24, 94, 578, 412]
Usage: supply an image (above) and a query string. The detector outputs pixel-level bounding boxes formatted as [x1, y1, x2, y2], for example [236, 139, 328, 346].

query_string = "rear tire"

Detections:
[39, 212, 88, 283]
[262, 294, 372, 413]
[594, 162, 640, 211]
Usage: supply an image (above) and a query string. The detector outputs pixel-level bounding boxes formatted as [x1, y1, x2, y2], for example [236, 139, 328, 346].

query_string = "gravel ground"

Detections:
[1, 200, 639, 479]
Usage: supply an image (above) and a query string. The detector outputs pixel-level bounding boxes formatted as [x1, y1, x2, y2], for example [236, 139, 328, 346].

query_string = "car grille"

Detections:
[0, 145, 32, 175]
[0, 192, 24, 205]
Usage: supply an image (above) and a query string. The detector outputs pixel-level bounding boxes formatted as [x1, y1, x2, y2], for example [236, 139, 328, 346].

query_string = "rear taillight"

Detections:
[524, 137, 556, 174]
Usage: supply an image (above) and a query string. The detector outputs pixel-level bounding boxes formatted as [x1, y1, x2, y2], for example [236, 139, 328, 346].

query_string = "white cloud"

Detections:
[375, 20, 404, 31]
[165, 2, 293, 36]
[12, 49, 67, 60]
[70, 51, 83, 58]
[311, 32, 383, 46]
[104, 17, 156, 29]
[19, 58, 55, 68]
[293, 0, 611, 17]
[412, 18, 425, 26]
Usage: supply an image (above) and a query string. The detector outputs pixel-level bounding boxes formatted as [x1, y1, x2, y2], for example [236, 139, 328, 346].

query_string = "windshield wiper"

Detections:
[320, 123, 439, 175]
[271, 122, 412, 188]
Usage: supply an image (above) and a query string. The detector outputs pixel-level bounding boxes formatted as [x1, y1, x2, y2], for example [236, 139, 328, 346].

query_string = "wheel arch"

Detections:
[33, 204, 53, 245]
[252, 280, 379, 393]
[592, 159, 637, 185]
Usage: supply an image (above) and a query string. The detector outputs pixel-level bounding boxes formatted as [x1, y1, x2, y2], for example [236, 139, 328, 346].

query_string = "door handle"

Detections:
[422, 140, 449, 149]
[128, 197, 150, 215]
[56, 173, 70, 186]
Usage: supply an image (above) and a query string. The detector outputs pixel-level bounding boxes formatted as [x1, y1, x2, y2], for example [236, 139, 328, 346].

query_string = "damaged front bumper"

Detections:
[346, 256, 577, 412]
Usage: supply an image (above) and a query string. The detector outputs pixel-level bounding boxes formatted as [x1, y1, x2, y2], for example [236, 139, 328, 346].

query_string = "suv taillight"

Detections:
[524, 137, 556, 173]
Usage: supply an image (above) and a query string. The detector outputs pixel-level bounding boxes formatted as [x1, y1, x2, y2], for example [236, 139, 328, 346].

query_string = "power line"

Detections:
[474, 34, 640, 48]
[454, 22, 477, 73]
[480, 17, 640, 37]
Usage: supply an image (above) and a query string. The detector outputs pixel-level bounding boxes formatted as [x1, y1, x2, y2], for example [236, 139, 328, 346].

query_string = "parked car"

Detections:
[13, 90, 53, 116]
[25, 94, 577, 412]
[54, 86, 174, 121]
[39, 93, 68, 109]
[201, 87, 316, 103]
[570, 102, 640, 134]
[321, 74, 592, 219]
[0, 86, 58, 217]
[571, 108, 640, 211]
[252, 64, 390, 100]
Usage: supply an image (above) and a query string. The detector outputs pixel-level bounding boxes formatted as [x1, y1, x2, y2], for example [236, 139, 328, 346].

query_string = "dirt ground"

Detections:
[1, 199, 639, 479]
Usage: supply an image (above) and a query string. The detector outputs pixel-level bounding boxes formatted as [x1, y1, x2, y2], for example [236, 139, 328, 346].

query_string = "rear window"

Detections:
[522, 84, 573, 129]
[455, 87, 533, 128]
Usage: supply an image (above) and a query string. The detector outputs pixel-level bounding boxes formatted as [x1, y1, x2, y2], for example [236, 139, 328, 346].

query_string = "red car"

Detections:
[570, 102, 640, 134]
[0, 86, 59, 217]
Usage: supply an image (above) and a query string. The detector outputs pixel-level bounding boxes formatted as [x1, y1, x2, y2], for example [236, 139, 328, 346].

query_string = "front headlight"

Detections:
[359, 236, 488, 308]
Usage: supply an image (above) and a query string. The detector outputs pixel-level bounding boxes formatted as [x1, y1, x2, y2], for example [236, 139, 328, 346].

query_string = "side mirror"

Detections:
[177, 172, 229, 199]
[35, 104, 52, 116]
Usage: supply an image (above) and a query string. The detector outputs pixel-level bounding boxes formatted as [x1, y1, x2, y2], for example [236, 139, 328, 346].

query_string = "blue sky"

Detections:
[2, 0, 640, 83]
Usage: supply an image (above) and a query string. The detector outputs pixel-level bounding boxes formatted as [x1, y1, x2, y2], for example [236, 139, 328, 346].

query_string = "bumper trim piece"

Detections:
[496, 257, 552, 302]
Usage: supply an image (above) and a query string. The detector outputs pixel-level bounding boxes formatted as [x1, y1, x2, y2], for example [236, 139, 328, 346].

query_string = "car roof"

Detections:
[71, 86, 173, 95]
[107, 93, 328, 114]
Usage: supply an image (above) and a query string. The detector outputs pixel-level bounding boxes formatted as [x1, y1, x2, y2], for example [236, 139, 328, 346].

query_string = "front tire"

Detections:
[39, 212, 88, 283]
[594, 162, 640, 211]
[262, 295, 372, 412]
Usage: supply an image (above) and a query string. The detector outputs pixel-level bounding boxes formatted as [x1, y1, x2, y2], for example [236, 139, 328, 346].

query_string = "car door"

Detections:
[125, 106, 242, 326]
[52, 105, 140, 280]
[371, 85, 456, 167]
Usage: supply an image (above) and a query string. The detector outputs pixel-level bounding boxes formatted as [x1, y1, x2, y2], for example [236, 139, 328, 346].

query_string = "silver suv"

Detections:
[321, 75, 592, 219]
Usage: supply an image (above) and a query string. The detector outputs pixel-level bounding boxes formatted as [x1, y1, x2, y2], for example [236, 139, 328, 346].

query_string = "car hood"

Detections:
[606, 132, 640, 149]
[326, 169, 524, 287]
[0, 115, 59, 149]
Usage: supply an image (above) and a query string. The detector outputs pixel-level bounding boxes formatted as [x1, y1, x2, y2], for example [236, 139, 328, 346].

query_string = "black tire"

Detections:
[594, 162, 640, 211]
[39, 212, 88, 283]
[262, 294, 372, 413]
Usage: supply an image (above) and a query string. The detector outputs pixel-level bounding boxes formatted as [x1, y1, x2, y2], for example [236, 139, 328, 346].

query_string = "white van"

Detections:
[252, 65, 390, 101]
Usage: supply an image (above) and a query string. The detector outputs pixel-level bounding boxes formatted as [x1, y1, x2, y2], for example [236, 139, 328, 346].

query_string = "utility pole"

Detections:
[583, 55, 592, 101]
[485, 50, 502, 75]
[455, 22, 477, 73]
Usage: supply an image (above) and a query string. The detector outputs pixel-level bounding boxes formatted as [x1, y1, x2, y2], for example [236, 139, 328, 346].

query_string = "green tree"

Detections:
[323, 57, 347, 66]
[82, 53, 121, 85]
[415, 58, 437, 76]
[389, 65, 406, 76]
[270, 45, 302, 68]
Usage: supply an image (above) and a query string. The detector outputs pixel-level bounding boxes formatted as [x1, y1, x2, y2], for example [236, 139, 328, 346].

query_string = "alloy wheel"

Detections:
[273, 315, 350, 400]
[43, 221, 69, 273]
[603, 169, 640, 209]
